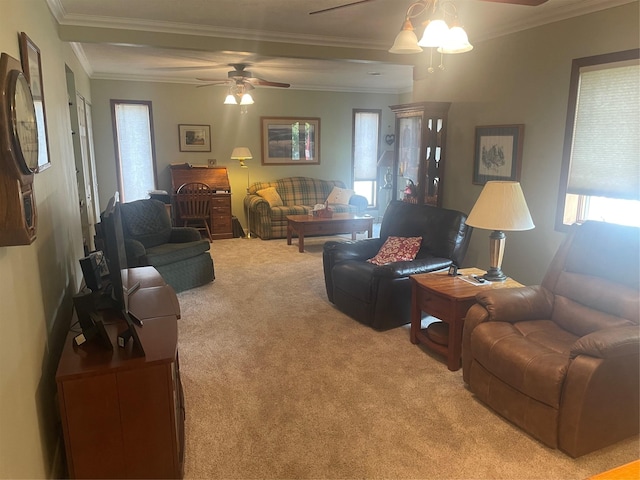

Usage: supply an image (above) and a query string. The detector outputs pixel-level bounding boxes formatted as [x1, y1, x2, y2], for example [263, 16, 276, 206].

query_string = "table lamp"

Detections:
[465, 181, 534, 282]
[230, 147, 253, 238]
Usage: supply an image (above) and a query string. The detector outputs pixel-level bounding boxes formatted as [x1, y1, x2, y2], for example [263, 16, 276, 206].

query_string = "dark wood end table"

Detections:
[410, 267, 524, 371]
[286, 213, 373, 252]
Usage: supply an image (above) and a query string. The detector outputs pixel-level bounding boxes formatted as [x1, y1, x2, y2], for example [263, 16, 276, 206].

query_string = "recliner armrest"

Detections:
[373, 257, 452, 278]
[169, 227, 202, 243]
[324, 238, 384, 262]
[475, 285, 554, 323]
[570, 325, 640, 359]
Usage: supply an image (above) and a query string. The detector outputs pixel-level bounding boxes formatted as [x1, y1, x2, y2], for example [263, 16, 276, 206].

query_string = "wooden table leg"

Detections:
[410, 282, 420, 344]
[298, 226, 305, 253]
[447, 306, 464, 371]
[287, 222, 293, 246]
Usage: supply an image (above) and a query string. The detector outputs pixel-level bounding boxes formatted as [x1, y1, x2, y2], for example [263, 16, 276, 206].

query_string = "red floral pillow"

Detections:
[367, 236, 422, 266]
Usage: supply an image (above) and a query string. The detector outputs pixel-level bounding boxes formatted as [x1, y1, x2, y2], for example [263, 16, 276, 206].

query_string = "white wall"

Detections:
[412, 3, 639, 285]
[0, 1, 88, 477]
[89, 82, 402, 221]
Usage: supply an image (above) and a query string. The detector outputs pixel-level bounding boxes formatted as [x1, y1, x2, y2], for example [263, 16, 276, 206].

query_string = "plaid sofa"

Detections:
[243, 177, 367, 239]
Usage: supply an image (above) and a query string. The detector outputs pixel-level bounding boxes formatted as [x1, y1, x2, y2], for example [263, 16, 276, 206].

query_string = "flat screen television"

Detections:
[100, 193, 145, 356]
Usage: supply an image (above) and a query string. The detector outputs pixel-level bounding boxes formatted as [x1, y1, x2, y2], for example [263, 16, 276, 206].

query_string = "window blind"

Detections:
[568, 63, 640, 200]
[354, 111, 379, 181]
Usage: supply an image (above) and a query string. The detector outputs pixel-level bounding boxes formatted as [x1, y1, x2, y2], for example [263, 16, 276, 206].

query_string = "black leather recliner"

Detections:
[323, 200, 472, 330]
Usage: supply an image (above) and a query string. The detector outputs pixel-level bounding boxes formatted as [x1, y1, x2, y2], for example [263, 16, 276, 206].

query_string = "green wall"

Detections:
[412, 2, 639, 285]
[89, 82, 403, 221]
[0, 0, 89, 477]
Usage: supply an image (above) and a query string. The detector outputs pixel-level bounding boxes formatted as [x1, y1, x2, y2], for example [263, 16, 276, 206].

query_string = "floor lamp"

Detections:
[231, 147, 253, 238]
[465, 181, 534, 281]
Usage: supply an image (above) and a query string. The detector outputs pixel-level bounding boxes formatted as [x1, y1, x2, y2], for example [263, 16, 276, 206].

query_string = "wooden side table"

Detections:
[410, 267, 523, 371]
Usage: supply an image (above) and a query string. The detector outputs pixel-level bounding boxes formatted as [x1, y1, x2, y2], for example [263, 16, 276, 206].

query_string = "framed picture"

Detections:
[178, 124, 211, 152]
[473, 124, 525, 185]
[261, 117, 320, 165]
[19, 32, 51, 172]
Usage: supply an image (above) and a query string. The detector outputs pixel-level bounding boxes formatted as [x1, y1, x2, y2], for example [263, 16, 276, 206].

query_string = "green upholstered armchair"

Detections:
[119, 199, 214, 292]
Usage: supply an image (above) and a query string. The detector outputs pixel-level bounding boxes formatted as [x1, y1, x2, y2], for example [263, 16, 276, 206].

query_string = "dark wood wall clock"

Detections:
[0, 52, 38, 245]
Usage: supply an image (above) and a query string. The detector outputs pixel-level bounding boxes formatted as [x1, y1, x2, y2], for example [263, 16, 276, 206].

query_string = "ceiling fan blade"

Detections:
[196, 82, 228, 88]
[196, 77, 230, 82]
[251, 79, 291, 88]
[480, 0, 549, 5]
[147, 65, 220, 72]
[309, 0, 375, 15]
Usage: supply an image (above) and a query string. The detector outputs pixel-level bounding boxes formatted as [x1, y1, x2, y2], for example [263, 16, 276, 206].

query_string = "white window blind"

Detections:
[113, 102, 156, 202]
[354, 111, 379, 181]
[568, 63, 640, 200]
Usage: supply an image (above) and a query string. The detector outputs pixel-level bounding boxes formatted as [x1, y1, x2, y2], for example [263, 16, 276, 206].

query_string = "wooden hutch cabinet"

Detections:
[390, 102, 451, 207]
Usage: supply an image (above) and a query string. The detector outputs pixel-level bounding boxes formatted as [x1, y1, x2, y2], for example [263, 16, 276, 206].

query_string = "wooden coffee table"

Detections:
[286, 213, 373, 253]
[410, 267, 524, 371]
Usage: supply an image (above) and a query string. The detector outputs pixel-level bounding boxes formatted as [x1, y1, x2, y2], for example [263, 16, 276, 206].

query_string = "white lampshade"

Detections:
[224, 94, 238, 105]
[231, 147, 252, 167]
[466, 181, 534, 231]
[239, 93, 254, 105]
[438, 25, 473, 54]
[389, 20, 423, 54]
[418, 19, 450, 48]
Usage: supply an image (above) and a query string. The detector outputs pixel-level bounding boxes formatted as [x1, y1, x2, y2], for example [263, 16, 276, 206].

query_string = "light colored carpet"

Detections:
[176, 235, 639, 479]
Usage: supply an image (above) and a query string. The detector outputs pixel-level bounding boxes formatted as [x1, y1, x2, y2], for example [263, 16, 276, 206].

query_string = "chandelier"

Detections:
[389, 0, 473, 72]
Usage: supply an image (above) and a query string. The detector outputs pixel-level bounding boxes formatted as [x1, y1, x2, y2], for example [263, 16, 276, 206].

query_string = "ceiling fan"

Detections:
[309, 0, 548, 15]
[196, 63, 291, 90]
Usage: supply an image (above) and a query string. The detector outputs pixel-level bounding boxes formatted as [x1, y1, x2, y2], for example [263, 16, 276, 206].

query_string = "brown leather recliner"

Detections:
[462, 220, 639, 457]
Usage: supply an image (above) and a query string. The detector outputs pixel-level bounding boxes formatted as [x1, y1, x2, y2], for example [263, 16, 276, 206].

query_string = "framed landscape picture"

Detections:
[261, 117, 320, 165]
[178, 124, 211, 152]
[473, 124, 524, 185]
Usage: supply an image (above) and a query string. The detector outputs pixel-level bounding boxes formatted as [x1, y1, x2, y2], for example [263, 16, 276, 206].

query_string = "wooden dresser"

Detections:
[169, 164, 233, 240]
[56, 267, 184, 479]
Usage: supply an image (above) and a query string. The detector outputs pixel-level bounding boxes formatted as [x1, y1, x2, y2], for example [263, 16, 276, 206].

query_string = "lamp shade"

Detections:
[230, 147, 253, 160]
[239, 93, 254, 105]
[224, 93, 238, 105]
[418, 19, 450, 48]
[466, 181, 535, 231]
[389, 20, 423, 54]
[438, 25, 473, 54]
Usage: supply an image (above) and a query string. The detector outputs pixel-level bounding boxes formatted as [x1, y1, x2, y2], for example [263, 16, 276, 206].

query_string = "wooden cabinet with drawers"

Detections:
[169, 164, 233, 240]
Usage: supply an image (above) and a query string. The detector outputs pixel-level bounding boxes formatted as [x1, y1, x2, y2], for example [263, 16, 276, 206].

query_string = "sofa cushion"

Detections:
[367, 236, 422, 265]
[326, 186, 354, 205]
[257, 186, 284, 207]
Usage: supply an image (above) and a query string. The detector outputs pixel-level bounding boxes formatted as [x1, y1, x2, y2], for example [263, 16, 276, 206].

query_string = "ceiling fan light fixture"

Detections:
[224, 93, 238, 104]
[389, 19, 423, 54]
[240, 92, 254, 105]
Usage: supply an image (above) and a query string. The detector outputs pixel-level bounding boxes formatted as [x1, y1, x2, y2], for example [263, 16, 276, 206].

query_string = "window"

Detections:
[352, 109, 381, 207]
[111, 100, 157, 202]
[557, 49, 640, 230]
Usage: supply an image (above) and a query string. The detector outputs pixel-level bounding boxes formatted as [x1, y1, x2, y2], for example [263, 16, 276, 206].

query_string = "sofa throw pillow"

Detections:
[367, 236, 422, 266]
[257, 186, 284, 207]
[326, 186, 355, 205]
